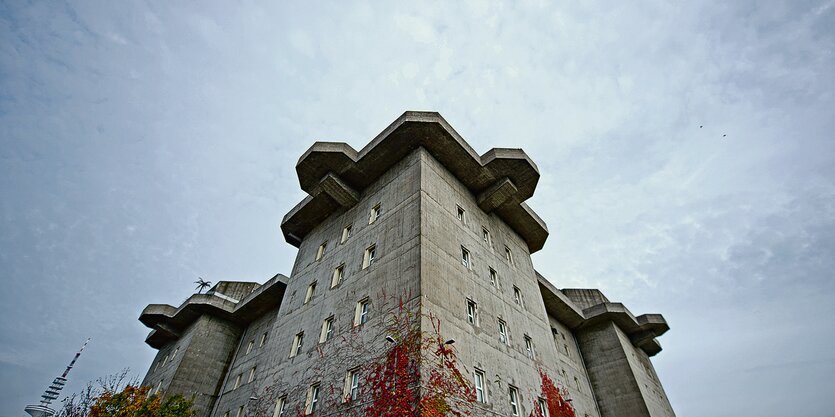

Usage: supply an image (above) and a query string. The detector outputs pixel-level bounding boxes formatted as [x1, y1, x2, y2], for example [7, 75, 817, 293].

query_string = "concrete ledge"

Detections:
[139, 274, 289, 349]
[281, 111, 549, 253]
[536, 271, 586, 328]
[537, 275, 670, 357]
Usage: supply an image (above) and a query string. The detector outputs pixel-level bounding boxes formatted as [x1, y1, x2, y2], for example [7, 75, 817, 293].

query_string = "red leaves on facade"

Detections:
[360, 296, 476, 417]
[531, 369, 576, 417]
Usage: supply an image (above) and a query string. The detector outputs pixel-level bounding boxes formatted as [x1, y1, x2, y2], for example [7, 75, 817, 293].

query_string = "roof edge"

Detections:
[537, 272, 670, 357]
[282, 111, 549, 252]
[140, 275, 289, 349]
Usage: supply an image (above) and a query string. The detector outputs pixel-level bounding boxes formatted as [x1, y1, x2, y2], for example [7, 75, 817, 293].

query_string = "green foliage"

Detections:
[156, 395, 195, 417]
[58, 371, 194, 417]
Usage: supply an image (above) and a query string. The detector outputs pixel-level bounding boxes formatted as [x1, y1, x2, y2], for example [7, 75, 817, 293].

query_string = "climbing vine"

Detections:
[531, 369, 576, 417]
[361, 295, 475, 417]
[245, 291, 475, 417]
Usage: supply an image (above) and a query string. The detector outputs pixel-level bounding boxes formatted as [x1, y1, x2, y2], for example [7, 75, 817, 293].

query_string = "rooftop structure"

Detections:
[138, 112, 675, 417]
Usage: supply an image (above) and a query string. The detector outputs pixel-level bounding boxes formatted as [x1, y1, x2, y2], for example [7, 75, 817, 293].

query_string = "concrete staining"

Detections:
[139, 112, 676, 417]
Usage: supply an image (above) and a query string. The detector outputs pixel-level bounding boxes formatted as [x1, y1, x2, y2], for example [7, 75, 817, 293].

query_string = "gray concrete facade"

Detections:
[138, 112, 675, 417]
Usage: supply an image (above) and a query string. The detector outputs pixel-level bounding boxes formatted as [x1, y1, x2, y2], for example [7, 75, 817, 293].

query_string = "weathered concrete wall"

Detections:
[561, 289, 610, 311]
[208, 282, 260, 302]
[418, 149, 600, 417]
[142, 315, 242, 416]
[214, 149, 425, 416]
[210, 307, 278, 417]
[615, 325, 676, 417]
[547, 314, 601, 416]
[575, 321, 675, 417]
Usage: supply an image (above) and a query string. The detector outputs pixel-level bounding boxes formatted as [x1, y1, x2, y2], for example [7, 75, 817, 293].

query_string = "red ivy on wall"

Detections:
[361, 296, 476, 417]
[247, 292, 476, 417]
[532, 369, 576, 417]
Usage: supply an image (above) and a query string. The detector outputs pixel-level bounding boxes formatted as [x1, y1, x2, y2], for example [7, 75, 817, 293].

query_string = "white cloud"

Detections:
[1, 1, 833, 416]
[393, 13, 437, 44]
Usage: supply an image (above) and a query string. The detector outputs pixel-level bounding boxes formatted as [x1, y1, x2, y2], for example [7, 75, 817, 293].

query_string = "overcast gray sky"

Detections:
[2, 1, 834, 416]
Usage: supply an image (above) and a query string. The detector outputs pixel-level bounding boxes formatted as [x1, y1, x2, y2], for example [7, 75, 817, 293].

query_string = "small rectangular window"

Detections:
[489, 268, 497, 287]
[369, 204, 381, 224]
[236, 406, 244, 417]
[461, 246, 471, 268]
[304, 282, 317, 304]
[355, 299, 370, 326]
[564, 344, 570, 356]
[344, 368, 360, 402]
[362, 245, 377, 269]
[273, 397, 286, 417]
[316, 241, 327, 261]
[305, 383, 320, 415]
[538, 398, 549, 417]
[341, 225, 352, 243]
[233, 374, 242, 390]
[498, 319, 508, 345]
[260, 332, 268, 347]
[248, 367, 256, 383]
[466, 299, 477, 325]
[482, 227, 491, 244]
[513, 286, 523, 306]
[474, 369, 486, 403]
[574, 376, 581, 391]
[505, 246, 514, 265]
[245, 340, 254, 355]
[331, 264, 345, 288]
[320, 316, 334, 343]
[457, 205, 466, 222]
[525, 335, 535, 359]
[290, 332, 304, 357]
[509, 386, 520, 416]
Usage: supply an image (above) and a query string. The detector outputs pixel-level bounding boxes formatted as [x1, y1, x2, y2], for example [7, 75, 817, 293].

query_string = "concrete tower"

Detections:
[139, 112, 675, 417]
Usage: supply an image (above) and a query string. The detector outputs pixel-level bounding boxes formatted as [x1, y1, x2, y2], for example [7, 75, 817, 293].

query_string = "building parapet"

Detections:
[281, 111, 549, 252]
[139, 274, 288, 348]
[537, 272, 669, 356]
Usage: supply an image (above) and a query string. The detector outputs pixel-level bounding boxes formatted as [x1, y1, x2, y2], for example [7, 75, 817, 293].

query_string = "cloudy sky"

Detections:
[2, 1, 834, 415]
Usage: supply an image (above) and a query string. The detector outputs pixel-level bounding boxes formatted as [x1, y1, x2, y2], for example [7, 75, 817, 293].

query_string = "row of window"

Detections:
[460, 245, 515, 272]
[153, 345, 180, 371]
[302, 244, 377, 307]
[474, 368, 584, 414]
[313, 204, 381, 262]
[314, 202, 518, 271]
[465, 298, 532, 355]
[472, 369, 529, 416]
[228, 366, 257, 391]
[225, 332, 270, 392]
[290, 298, 370, 358]
[157, 332, 269, 379]
[456, 205, 516, 266]
[463, 263, 526, 307]
[551, 327, 573, 358]
[244, 332, 269, 355]
[265, 368, 564, 417]
[254, 367, 359, 417]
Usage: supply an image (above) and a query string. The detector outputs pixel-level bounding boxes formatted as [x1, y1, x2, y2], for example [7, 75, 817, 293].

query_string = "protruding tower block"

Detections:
[139, 277, 287, 416]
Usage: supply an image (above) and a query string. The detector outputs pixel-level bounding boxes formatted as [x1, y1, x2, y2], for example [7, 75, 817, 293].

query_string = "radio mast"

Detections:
[24, 338, 90, 417]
